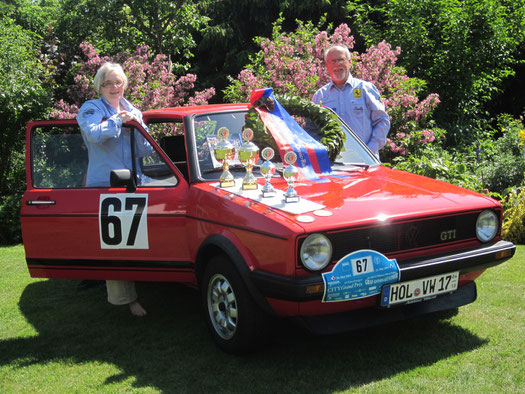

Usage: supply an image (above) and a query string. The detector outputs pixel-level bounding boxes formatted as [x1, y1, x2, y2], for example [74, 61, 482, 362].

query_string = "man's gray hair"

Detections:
[324, 45, 351, 62]
[93, 62, 129, 94]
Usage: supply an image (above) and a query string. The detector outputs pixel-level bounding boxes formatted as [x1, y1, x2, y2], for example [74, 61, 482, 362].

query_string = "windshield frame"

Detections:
[187, 107, 382, 184]
[324, 107, 381, 169]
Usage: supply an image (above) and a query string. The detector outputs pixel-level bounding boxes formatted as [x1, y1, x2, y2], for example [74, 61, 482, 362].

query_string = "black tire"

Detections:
[201, 254, 265, 354]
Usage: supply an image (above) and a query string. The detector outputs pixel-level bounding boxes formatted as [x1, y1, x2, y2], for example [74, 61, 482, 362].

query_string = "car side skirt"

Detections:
[26, 258, 195, 283]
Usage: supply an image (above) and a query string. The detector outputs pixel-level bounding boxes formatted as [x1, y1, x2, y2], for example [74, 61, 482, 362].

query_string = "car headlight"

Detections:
[300, 233, 333, 271]
[476, 210, 499, 243]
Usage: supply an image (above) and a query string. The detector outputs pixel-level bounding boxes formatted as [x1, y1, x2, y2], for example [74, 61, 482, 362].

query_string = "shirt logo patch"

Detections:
[82, 109, 95, 117]
[354, 88, 362, 98]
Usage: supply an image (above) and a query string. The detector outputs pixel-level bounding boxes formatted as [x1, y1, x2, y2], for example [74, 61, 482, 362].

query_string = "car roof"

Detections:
[143, 103, 250, 121]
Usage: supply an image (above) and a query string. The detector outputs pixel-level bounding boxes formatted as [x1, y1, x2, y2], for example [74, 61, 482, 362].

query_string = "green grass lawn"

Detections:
[1, 244, 524, 393]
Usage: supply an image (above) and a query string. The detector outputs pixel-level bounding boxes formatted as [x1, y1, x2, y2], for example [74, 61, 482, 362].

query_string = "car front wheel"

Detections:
[201, 255, 264, 354]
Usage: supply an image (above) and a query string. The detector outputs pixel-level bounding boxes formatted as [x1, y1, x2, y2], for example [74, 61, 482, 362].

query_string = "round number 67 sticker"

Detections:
[321, 250, 399, 302]
[99, 194, 149, 249]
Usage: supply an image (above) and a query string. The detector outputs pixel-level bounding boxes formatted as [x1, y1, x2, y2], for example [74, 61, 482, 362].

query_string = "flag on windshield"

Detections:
[250, 88, 332, 181]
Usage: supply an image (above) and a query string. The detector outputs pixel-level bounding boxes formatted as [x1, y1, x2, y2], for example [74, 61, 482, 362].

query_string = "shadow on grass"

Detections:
[1, 279, 487, 392]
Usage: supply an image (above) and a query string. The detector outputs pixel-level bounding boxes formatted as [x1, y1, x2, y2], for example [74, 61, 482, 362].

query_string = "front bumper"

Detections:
[250, 240, 515, 302]
[293, 281, 477, 335]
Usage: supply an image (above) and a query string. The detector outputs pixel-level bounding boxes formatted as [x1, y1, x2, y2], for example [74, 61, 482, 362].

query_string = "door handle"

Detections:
[26, 200, 56, 205]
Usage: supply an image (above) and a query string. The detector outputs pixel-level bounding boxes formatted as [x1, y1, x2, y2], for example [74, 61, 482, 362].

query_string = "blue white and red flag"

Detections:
[250, 88, 332, 181]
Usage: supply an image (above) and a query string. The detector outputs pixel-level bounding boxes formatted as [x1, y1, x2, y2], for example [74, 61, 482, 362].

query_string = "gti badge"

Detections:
[440, 229, 457, 241]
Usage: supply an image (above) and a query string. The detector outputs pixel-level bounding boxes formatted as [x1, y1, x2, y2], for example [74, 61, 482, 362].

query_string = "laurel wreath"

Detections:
[246, 93, 346, 161]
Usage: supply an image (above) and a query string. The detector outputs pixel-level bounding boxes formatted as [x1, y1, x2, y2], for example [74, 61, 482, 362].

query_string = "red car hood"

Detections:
[197, 165, 499, 234]
[261, 165, 498, 231]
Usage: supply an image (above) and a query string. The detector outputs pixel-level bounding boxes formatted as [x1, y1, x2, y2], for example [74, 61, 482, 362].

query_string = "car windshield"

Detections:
[191, 109, 379, 182]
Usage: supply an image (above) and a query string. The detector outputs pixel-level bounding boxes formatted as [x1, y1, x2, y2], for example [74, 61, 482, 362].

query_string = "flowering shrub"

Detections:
[502, 185, 525, 244]
[386, 127, 445, 157]
[391, 144, 483, 192]
[474, 115, 525, 194]
[51, 42, 215, 120]
[224, 17, 441, 164]
[500, 120, 525, 243]
[224, 18, 353, 101]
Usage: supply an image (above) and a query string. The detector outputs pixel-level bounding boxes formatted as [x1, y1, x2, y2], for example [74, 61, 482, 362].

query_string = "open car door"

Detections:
[21, 120, 194, 284]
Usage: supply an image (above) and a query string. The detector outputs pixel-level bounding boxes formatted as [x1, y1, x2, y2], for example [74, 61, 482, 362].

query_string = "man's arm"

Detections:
[364, 84, 390, 153]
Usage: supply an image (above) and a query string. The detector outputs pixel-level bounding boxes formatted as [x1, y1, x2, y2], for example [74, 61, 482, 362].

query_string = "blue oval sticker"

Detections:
[322, 250, 400, 302]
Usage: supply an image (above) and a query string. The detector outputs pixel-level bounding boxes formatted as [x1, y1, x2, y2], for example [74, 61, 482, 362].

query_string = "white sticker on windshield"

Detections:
[99, 194, 149, 249]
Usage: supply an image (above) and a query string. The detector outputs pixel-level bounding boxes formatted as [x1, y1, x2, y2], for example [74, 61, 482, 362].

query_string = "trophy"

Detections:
[238, 128, 260, 190]
[260, 147, 276, 197]
[283, 151, 300, 203]
[214, 127, 235, 188]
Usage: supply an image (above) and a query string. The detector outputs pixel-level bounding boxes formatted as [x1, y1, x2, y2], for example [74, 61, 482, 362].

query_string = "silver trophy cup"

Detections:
[260, 147, 276, 197]
[283, 151, 300, 203]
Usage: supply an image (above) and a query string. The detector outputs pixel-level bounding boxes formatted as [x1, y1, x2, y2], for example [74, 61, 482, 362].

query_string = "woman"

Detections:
[76, 62, 151, 316]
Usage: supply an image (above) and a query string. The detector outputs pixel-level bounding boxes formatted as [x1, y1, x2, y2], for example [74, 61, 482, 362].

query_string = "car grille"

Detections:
[299, 211, 496, 266]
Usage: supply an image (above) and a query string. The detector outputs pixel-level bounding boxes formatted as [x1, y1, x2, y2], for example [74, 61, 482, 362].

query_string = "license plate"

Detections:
[380, 271, 459, 307]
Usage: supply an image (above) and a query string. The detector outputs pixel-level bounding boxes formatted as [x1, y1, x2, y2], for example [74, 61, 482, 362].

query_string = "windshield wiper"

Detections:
[202, 164, 256, 174]
[333, 162, 371, 170]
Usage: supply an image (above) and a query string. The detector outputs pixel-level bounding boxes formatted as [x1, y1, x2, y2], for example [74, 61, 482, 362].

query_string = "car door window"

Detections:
[146, 120, 189, 182]
[30, 122, 178, 189]
[31, 124, 88, 188]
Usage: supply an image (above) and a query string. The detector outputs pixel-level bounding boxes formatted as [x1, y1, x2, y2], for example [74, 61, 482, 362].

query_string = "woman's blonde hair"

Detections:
[93, 62, 128, 94]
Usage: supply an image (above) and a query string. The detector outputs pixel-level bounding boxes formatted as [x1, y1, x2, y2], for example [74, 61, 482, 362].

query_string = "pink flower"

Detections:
[52, 42, 216, 118]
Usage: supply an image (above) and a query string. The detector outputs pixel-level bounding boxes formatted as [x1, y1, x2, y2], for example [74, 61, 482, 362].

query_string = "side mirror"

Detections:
[110, 169, 137, 193]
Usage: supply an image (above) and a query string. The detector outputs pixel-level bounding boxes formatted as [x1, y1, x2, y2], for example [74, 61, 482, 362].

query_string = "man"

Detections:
[313, 45, 390, 157]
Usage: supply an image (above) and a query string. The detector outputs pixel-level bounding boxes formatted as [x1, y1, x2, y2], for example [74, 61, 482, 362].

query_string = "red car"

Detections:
[21, 99, 515, 354]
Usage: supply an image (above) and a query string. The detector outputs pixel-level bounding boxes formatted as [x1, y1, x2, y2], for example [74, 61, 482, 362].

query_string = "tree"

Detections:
[347, 0, 525, 145]
[0, 17, 53, 243]
[55, 0, 208, 72]
[193, 0, 349, 97]
[0, 0, 60, 36]
[224, 17, 441, 162]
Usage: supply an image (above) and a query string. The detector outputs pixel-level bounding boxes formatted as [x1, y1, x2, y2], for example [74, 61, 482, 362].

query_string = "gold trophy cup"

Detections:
[214, 127, 235, 188]
[238, 128, 260, 190]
